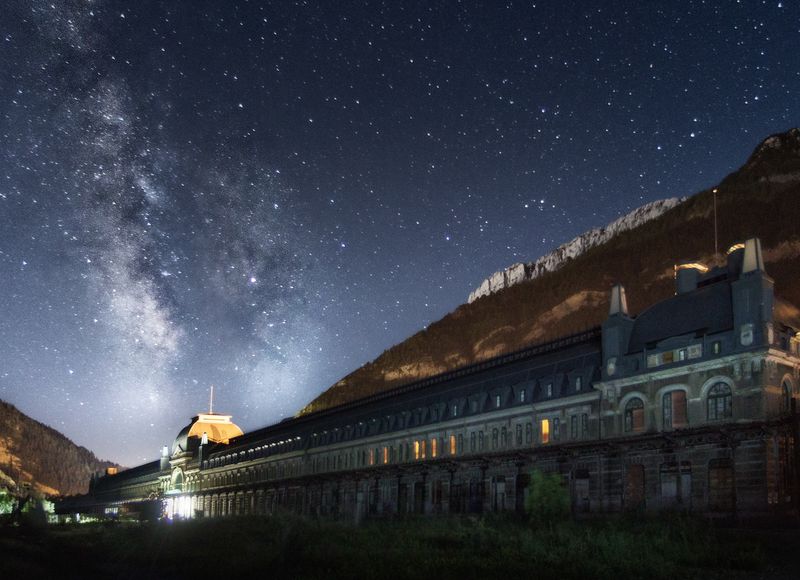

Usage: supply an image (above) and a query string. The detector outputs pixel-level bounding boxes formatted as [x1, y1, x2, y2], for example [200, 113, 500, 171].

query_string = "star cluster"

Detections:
[1, 1, 797, 465]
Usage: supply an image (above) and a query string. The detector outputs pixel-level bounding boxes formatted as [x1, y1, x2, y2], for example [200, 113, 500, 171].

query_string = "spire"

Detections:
[609, 284, 629, 317]
[742, 237, 765, 273]
[209, 385, 214, 414]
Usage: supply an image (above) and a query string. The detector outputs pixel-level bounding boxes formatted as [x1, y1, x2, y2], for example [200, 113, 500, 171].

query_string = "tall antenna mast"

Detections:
[209, 385, 214, 414]
[712, 188, 719, 256]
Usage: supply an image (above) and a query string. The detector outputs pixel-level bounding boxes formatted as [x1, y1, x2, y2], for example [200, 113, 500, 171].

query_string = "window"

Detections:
[581, 413, 589, 437]
[478, 431, 485, 451]
[782, 380, 793, 412]
[369, 449, 375, 466]
[553, 417, 560, 440]
[708, 459, 734, 512]
[520, 389, 526, 403]
[383, 446, 389, 464]
[421, 439, 427, 459]
[452, 404, 458, 417]
[707, 382, 732, 421]
[525, 423, 533, 444]
[449, 434, 457, 455]
[624, 398, 645, 433]
[431, 438, 437, 458]
[413, 440, 420, 460]
[712, 341, 722, 355]
[678, 348, 687, 361]
[495, 394, 501, 408]
[663, 390, 688, 429]
[570, 415, 578, 439]
[501, 426, 508, 447]
[458, 434, 463, 455]
[516, 424, 523, 446]
[470, 432, 476, 452]
[492, 428, 499, 449]
[575, 377, 582, 391]
[546, 383, 553, 398]
[540, 419, 550, 444]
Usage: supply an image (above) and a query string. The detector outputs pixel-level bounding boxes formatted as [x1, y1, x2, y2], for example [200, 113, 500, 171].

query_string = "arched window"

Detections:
[624, 398, 645, 433]
[491, 428, 499, 449]
[782, 380, 793, 412]
[707, 382, 732, 421]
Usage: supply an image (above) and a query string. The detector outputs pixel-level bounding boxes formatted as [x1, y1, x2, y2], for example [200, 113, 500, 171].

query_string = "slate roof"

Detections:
[627, 281, 733, 353]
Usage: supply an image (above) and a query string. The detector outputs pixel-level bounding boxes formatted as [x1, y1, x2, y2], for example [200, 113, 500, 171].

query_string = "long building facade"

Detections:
[59, 238, 800, 522]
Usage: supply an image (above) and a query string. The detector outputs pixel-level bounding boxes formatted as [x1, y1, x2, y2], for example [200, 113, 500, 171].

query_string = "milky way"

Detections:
[1, 1, 798, 464]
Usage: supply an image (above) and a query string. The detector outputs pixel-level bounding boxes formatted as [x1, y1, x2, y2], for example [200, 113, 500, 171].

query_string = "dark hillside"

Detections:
[0, 400, 117, 496]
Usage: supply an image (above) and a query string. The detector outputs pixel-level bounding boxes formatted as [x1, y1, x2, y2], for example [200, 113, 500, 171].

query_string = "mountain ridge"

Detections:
[300, 127, 800, 416]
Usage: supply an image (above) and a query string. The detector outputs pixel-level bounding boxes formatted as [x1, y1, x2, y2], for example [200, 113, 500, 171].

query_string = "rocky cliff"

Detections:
[300, 128, 800, 415]
[468, 197, 685, 303]
[0, 400, 117, 496]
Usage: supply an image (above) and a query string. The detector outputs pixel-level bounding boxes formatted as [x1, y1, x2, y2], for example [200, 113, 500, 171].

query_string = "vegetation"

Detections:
[524, 470, 570, 526]
[0, 400, 117, 496]
[302, 129, 800, 414]
[0, 514, 786, 579]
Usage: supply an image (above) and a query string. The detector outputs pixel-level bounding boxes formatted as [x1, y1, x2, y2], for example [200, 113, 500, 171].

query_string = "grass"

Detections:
[0, 514, 788, 580]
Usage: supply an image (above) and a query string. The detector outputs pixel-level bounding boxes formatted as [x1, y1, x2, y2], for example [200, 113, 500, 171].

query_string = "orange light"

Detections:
[449, 434, 457, 455]
[431, 438, 438, 458]
[541, 419, 550, 444]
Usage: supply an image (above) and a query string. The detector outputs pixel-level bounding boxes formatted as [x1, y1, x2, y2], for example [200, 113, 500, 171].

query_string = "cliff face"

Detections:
[300, 128, 800, 415]
[0, 400, 117, 496]
[467, 197, 685, 303]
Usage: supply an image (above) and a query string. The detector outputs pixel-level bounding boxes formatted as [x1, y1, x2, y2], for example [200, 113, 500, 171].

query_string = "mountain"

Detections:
[468, 197, 685, 303]
[0, 400, 117, 496]
[300, 128, 800, 415]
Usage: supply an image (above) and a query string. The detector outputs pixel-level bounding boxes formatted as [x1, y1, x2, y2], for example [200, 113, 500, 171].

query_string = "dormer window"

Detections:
[495, 394, 501, 408]
[546, 383, 553, 398]
[575, 377, 582, 391]
[452, 404, 458, 417]
[520, 390, 526, 403]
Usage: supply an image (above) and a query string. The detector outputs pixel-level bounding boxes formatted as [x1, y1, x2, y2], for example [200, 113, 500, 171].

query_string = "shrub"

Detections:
[525, 470, 570, 526]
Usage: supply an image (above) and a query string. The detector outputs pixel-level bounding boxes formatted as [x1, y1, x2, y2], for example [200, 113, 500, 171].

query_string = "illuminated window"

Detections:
[624, 398, 645, 433]
[421, 439, 427, 459]
[449, 434, 457, 455]
[413, 440, 420, 460]
[540, 419, 550, 444]
[383, 446, 389, 464]
[369, 449, 375, 466]
[707, 383, 732, 421]
[431, 438, 438, 458]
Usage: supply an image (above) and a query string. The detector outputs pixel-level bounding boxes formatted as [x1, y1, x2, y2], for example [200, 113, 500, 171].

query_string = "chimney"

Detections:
[674, 262, 708, 294]
[608, 283, 629, 316]
[159, 445, 170, 471]
[742, 237, 765, 273]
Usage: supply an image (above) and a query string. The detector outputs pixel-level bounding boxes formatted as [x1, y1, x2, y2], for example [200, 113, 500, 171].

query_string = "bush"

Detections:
[525, 470, 570, 526]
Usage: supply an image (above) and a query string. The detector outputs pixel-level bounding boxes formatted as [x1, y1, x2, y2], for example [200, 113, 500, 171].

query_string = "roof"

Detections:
[627, 281, 733, 353]
[173, 413, 243, 455]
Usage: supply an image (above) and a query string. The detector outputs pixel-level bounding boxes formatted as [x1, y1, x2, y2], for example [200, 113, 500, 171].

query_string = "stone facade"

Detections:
[58, 239, 800, 522]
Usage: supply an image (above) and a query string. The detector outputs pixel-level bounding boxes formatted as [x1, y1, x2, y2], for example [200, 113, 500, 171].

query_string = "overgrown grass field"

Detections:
[2, 514, 794, 580]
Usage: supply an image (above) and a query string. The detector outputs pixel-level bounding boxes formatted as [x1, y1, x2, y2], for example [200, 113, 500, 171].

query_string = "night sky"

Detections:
[1, 1, 797, 465]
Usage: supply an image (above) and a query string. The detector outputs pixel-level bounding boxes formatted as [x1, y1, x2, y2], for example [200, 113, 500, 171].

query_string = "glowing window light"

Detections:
[541, 419, 550, 444]
[449, 434, 457, 455]
[431, 438, 438, 458]
[413, 440, 420, 460]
